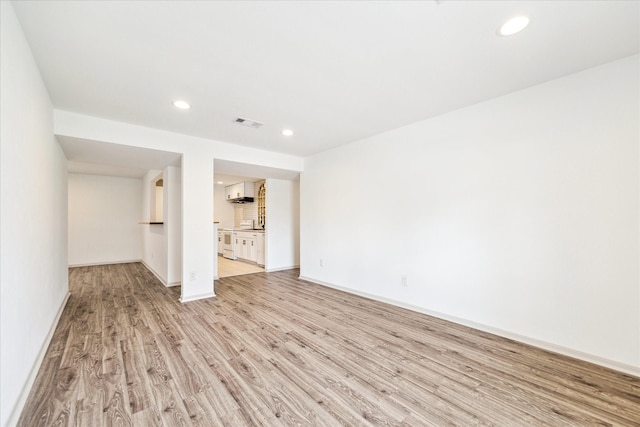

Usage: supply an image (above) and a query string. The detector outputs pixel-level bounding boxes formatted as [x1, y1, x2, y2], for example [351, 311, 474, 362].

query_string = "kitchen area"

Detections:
[215, 177, 267, 278]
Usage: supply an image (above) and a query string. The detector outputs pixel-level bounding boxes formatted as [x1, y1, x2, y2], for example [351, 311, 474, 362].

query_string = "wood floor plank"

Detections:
[228, 327, 339, 426]
[120, 337, 152, 414]
[207, 355, 281, 426]
[16, 263, 640, 427]
[154, 335, 210, 400]
[191, 381, 242, 422]
[130, 407, 161, 427]
[75, 395, 103, 427]
[182, 391, 227, 426]
[102, 371, 132, 427]
[265, 344, 376, 426]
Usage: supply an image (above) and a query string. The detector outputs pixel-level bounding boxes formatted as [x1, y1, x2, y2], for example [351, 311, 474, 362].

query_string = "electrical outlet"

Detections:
[189, 271, 196, 281]
[320, 259, 324, 267]
[401, 275, 408, 287]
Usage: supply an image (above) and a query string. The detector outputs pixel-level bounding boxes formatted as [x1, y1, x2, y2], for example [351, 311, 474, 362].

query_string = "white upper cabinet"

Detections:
[225, 182, 255, 200]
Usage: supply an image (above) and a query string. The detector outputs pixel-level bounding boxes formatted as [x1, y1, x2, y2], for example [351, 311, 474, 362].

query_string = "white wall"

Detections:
[300, 55, 640, 374]
[214, 182, 235, 228]
[68, 174, 142, 266]
[0, 3, 70, 425]
[266, 179, 300, 271]
[154, 184, 164, 222]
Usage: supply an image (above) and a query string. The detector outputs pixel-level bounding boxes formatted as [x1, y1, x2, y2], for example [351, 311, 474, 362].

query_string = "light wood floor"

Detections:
[217, 255, 264, 278]
[18, 263, 640, 426]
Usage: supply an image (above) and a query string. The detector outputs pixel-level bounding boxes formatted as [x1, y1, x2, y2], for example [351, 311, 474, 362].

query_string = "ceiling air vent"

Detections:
[234, 117, 264, 128]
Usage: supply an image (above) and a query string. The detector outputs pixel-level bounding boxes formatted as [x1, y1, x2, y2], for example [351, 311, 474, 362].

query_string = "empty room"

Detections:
[1, 1, 639, 426]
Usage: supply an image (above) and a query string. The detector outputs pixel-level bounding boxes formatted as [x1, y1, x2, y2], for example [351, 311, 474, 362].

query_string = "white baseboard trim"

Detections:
[266, 264, 300, 273]
[166, 281, 181, 288]
[140, 260, 168, 287]
[7, 291, 70, 427]
[299, 275, 640, 377]
[68, 259, 142, 268]
[180, 291, 216, 303]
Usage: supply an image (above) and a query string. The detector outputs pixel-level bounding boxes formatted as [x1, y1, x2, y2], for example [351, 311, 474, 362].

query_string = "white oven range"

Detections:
[222, 229, 235, 259]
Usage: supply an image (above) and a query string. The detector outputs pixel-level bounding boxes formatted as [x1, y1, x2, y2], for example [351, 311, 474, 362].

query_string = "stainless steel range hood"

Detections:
[229, 197, 254, 204]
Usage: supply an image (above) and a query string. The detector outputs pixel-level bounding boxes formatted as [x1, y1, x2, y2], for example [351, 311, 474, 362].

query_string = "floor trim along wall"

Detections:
[299, 275, 639, 377]
[68, 259, 142, 268]
[8, 291, 71, 427]
[140, 260, 168, 287]
[139, 262, 181, 287]
[266, 265, 300, 273]
[180, 291, 216, 303]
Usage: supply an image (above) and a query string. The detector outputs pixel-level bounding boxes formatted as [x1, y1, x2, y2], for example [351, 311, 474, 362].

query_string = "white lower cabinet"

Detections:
[247, 238, 257, 262]
[236, 232, 258, 263]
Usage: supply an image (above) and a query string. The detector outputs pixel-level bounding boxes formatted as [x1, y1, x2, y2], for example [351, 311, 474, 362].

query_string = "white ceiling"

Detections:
[12, 1, 640, 161]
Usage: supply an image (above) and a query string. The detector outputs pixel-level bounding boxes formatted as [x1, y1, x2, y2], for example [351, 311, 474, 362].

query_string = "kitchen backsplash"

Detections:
[233, 180, 264, 227]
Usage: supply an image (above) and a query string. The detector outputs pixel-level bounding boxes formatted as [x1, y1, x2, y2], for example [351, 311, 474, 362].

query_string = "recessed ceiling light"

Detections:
[217, 181, 224, 184]
[498, 16, 530, 36]
[173, 100, 191, 109]
[282, 129, 294, 136]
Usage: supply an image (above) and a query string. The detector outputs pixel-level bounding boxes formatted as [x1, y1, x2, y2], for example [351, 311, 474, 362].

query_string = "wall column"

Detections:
[181, 153, 215, 302]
